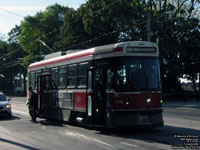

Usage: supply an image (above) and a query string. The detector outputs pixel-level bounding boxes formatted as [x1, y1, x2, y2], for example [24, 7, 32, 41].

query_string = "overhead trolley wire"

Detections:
[1, 0, 122, 60]
[38, 0, 121, 40]
[0, 7, 24, 18]
[4, 1, 180, 61]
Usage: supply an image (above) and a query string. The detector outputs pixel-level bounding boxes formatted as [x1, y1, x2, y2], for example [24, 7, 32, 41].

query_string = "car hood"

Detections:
[0, 101, 9, 106]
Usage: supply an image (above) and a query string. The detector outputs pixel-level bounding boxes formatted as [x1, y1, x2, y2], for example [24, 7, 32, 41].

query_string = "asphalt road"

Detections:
[0, 97, 199, 150]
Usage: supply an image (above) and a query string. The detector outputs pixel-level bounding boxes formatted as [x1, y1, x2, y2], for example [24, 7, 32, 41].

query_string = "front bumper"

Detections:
[112, 108, 164, 128]
[0, 107, 12, 117]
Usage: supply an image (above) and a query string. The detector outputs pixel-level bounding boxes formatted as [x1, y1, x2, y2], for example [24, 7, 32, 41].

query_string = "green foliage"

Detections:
[19, 4, 70, 66]
[7, 25, 21, 43]
[1, 0, 200, 93]
[0, 40, 8, 55]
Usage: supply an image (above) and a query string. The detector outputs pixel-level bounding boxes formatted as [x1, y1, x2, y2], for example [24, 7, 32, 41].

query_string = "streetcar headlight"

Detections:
[160, 100, 163, 104]
[124, 98, 130, 105]
[146, 98, 151, 103]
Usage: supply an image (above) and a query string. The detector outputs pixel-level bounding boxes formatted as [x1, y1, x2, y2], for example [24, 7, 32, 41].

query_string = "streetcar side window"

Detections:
[36, 71, 41, 90]
[28, 72, 31, 88]
[52, 68, 59, 87]
[78, 62, 88, 88]
[59, 66, 66, 88]
[67, 64, 77, 88]
[30, 72, 36, 89]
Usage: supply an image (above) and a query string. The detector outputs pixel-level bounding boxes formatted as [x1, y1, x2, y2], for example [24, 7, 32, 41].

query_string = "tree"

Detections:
[147, 0, 200, 92]
[19, 4, 69, 68]
[7, 25, 21, 43]
[59, 0, 148, 50]
[6, 0, 200, 94]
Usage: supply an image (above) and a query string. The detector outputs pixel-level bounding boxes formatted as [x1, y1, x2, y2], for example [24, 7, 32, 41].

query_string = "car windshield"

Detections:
[113, 57, 161, 92]
[0, 94, 7, 101]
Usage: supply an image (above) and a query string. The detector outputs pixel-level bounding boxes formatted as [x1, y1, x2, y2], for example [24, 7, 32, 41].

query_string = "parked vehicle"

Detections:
[0, 93, 12, 118]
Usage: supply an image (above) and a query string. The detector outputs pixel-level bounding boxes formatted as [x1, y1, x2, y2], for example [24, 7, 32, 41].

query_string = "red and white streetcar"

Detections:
[28, 41, 164, 128]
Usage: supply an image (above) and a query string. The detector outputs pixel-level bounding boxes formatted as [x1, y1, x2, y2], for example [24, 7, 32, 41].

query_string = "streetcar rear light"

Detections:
[113, 47, 123, 52]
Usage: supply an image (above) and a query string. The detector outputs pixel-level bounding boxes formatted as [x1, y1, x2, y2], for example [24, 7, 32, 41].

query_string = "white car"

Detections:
[0, 93, 12, 118]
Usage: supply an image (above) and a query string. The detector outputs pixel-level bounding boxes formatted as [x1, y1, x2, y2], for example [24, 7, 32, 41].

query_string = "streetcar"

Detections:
[28, 41, 164, 128]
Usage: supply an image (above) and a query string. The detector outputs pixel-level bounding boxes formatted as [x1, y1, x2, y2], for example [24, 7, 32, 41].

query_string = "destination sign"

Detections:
[126, 47, 157, 53]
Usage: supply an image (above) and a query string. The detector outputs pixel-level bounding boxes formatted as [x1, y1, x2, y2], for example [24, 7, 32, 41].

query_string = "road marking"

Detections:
[12, 105, 28, 110]
[75, 132, 91, 140]
[42, 126, 46, 129]
[93, 139, 114, 147]
[13, 110, 29, 116]
[65, 131, 114, 147]
[66, 131, 79, 137]
[120, 142, 138, 147]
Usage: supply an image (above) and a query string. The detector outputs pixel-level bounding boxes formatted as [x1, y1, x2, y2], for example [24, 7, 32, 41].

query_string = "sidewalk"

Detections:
[162, 99, 200, 108]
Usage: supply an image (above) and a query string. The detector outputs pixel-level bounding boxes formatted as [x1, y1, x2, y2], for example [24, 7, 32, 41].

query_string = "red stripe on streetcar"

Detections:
[74, 92, 86, 109]
[29, 51, 93, 69]
[29, 47, 123, 70]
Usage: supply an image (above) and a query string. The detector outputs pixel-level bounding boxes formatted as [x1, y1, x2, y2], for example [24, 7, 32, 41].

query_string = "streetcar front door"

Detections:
[93, 69, 106, 125]
[87, 69, 106, 126]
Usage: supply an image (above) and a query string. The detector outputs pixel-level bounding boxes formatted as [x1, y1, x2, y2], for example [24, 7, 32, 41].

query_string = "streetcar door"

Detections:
[38, 74, 51, 115]
[93, 69, 106, 125]
[87, 69, 106, 126]
[36, 75, 41, 114]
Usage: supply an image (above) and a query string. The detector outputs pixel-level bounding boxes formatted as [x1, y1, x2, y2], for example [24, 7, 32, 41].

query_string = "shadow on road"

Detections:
[0, 137, 40, 150]
[0, 115, 21, 121]
[37, 119, 65, 127]
[97, 125, 200, 147]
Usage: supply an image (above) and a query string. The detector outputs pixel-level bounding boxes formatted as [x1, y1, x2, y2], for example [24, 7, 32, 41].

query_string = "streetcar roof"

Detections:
[28, 41, 158, 70]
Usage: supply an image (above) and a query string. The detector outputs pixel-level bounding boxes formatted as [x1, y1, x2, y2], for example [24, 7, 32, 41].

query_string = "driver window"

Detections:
[107, 69, 114, 90]
[116, 65, 127, 87]
[95, 70, 103, 88]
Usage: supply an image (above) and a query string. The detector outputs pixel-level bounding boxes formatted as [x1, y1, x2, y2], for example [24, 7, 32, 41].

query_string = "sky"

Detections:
[0, 0, 86, 38]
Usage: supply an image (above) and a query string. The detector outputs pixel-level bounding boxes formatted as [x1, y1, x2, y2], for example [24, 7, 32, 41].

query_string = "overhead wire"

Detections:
[0, 14, 22, 21]
[38, 0, 121, 41]
[1, 0, 123, 60]
[0, 7, 24, 18]
[4, 0, 123, 54]
[57, 12, 175, 51]
[3, 0, 185, 61]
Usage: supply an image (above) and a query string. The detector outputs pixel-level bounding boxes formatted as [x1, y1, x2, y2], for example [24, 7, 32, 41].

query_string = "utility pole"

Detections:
[147, 10, 151, 41]
[147, 0, 151, 41]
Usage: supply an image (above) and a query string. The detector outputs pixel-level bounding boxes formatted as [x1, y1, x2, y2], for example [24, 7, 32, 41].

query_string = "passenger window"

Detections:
[67, 64, 77, 88]
[78, 62, 88, 88]
[36, 71, 41, 90]
[30, 72, 36, 89]
[52, 68, 59, 87]
[59, 66, 66, 88]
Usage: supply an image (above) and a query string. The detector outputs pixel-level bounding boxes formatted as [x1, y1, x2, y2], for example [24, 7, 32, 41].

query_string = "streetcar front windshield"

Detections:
[114, 58, 161, 92]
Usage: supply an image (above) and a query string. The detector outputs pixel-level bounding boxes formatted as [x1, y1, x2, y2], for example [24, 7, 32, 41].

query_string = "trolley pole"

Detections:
[39, 39, 53, 52]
